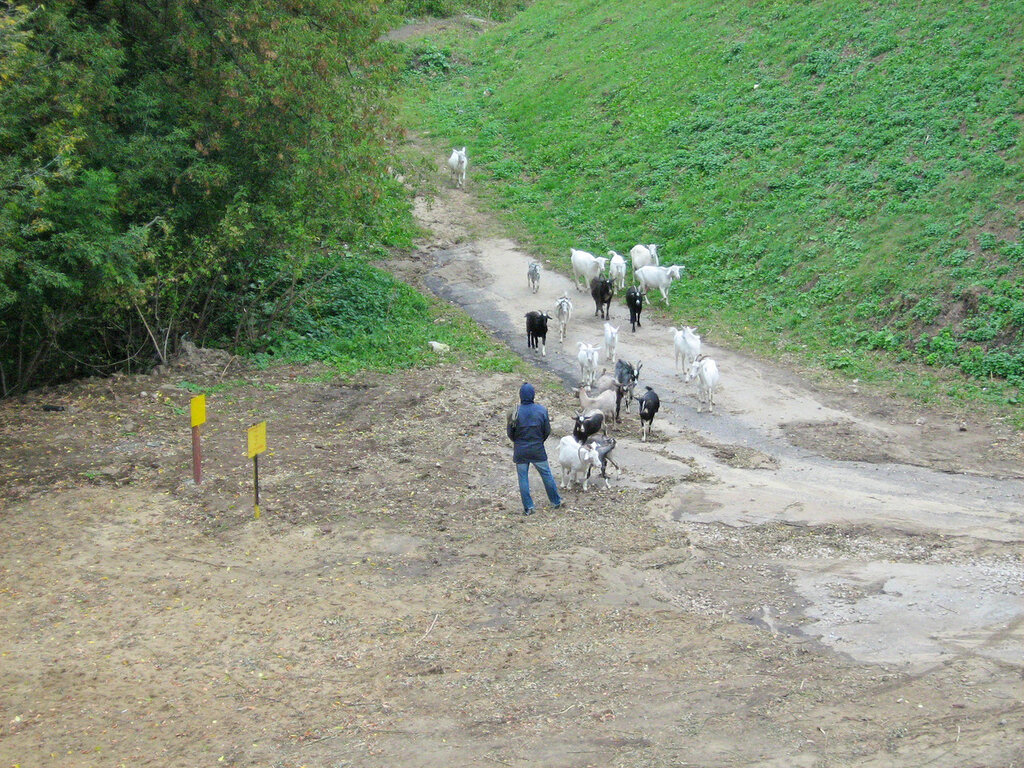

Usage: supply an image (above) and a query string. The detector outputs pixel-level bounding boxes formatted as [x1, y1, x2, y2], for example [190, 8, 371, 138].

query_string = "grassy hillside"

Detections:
[400, 0, 1024, 413]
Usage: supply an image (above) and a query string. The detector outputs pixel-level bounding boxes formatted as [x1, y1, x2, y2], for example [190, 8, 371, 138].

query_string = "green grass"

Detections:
[398, 0, 1024, 420]
[254, 257, 523, 376]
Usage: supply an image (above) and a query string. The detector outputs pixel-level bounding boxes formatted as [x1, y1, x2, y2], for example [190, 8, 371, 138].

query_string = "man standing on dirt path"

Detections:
[507, 382, 563, 516]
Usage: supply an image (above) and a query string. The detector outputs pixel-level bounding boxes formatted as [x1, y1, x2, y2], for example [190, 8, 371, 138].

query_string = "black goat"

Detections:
[584, 434, 618, 488]
[637, 386, 660, 442]
[614, 359, 641, 420]
[626, 286, 644, 332]
[590, 276, 614, 319]
[573, 410, 605, 442]
[525, 311, 552, 356]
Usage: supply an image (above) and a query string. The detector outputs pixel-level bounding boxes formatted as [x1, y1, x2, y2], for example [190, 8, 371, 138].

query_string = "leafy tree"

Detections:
[0, 0, 411, 395]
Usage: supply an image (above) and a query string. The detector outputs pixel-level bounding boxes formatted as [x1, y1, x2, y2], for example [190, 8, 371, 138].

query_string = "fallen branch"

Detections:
[415, 612, 439, 644]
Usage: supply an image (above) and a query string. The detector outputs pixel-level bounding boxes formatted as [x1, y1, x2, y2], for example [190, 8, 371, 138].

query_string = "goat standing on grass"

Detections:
[527, 261, 541, 293]
[635, 264, 684, 304]
[447, 147, 468, 188]
[571, 249, 607, 292]
[630, 243, 659, 271]
[555, 293, 573, 343]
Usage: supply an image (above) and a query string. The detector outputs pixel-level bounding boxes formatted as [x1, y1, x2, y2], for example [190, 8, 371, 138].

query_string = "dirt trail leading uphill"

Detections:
[408, 162, 1024, 670]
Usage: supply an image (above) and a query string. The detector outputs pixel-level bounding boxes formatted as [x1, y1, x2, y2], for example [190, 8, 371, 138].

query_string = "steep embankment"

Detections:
[403, 0, 1024, 414]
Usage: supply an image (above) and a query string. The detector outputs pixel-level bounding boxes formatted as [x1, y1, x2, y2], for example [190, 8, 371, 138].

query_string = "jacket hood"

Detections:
[519, 382, 535, 403]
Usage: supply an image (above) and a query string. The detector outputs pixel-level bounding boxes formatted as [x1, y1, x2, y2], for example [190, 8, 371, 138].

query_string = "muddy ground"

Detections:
[1, 149, 1023, 768]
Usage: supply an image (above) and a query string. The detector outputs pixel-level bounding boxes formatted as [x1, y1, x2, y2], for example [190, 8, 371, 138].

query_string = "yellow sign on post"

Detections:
[247, 421, 267, 519]
[190, 395, 206, 484]
[247, 421, 267, 458]
[190, 394, 207, 427]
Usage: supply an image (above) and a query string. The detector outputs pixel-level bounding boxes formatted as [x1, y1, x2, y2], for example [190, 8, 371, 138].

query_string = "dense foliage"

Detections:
[405, 0, 1024, 400]
[0, 0, 414, 395]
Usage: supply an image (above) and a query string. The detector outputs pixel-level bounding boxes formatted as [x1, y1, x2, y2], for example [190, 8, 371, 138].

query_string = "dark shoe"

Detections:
[552, 503, 564, 510]
[523, 508, 534, 516]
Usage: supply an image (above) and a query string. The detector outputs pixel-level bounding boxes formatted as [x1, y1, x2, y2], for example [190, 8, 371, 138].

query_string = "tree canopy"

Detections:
[0, 0, 410, 394]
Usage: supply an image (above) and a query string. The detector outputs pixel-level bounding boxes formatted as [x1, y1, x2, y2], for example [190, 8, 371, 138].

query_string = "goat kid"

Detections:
[607, 250, 627, 291]
[576, 342, 600, 387]
[685, 355, 720, 413]
[525, 311, 552, 356]
[626, 285, 644, 332]
[447, 147, 468, 187]
[614, 359, 641, 419]
[637, 386, 661, 442]
[527, 261, 541, 293]
[670, 326, 701, 375]
[584, 434, 618, 488]
[602, 322, 619, 363]
[555, 292, 573, 343]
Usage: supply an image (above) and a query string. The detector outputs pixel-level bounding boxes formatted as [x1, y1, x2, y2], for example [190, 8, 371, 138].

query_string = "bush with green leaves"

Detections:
[0, 0, 414, 394]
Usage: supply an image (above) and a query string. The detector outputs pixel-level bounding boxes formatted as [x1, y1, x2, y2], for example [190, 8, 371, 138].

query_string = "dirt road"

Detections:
[414, 164, 1024, 667]
[1, 154, 1022, 768]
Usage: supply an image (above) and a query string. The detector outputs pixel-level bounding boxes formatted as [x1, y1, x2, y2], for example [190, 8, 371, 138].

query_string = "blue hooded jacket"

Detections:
[507, 383, 552, 463]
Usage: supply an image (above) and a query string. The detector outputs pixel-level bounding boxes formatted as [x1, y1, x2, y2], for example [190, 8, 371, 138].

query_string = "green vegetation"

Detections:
[401, 0, 1024, 411]
[390, 0, 530, 22]
[251, 258, 523, 375]
[0, 0, 414, 395]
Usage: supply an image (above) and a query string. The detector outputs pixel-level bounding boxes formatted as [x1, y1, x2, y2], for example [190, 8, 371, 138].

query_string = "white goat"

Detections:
[602, 322, 619, 364]
[635, 264, 684, 304]
[447, 147, 468, 187]
[630, 243, 659, 271]
[607, 250, 627, 291]
[570, 248, 608, 292]
[685, 355, 720, 413]
[669, 326, 701, 375]
[527, 261, 541, 293]
[557, 435, 603, 491]
[576, 342, 600, 387]
[555, 292, 573, 343]
[576, 385, 618, 427]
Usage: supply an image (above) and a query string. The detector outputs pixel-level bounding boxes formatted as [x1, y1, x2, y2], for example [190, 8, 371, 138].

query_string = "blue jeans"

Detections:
[516, 460, 563, 512]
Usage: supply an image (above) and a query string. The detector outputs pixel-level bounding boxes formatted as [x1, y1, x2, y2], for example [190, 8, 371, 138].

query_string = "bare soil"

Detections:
[2, 151, 1023, 768]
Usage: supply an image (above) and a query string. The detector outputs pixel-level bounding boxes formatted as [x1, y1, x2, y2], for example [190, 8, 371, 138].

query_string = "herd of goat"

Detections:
[447, 147, 720, 495]
[524, 243, 721, 495]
